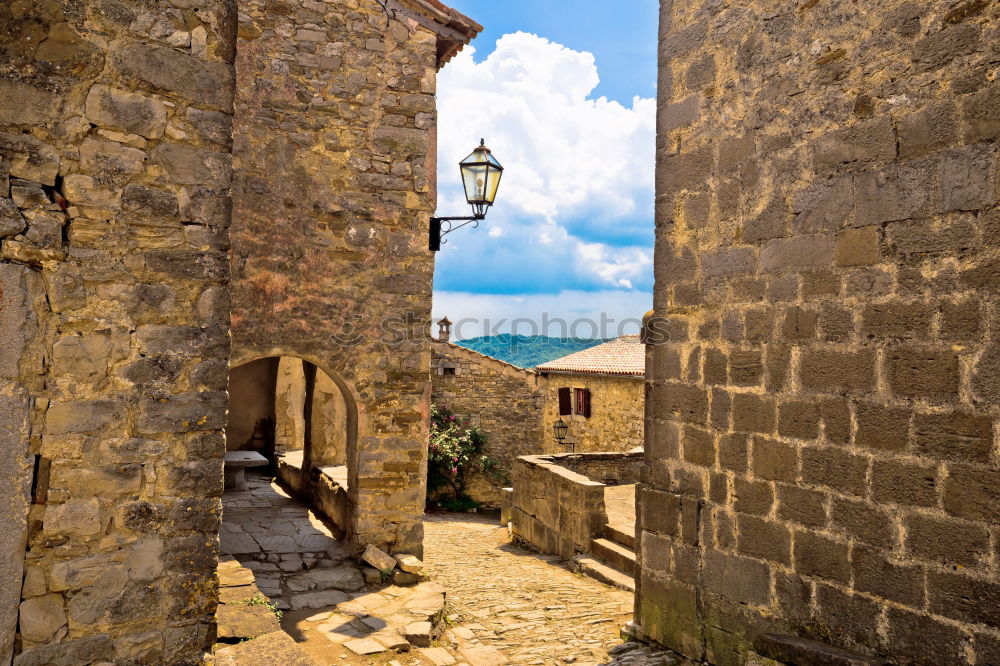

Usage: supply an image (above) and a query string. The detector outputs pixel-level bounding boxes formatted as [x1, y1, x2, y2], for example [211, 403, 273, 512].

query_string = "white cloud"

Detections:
[436, 32, 655, 293]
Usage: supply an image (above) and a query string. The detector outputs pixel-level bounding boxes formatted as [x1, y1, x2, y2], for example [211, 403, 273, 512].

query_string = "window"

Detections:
[559, 387, 591, 418]
[574, 388, 591, 418]
[442, 367, 456, 376]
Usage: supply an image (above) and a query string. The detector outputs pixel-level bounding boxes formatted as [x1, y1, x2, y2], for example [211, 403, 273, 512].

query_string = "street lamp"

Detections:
[430, 139, 504, 251]
[553, 418, 569, 446]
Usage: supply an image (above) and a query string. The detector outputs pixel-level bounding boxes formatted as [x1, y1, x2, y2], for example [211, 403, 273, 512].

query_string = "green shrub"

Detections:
[427, 405, 499, 510]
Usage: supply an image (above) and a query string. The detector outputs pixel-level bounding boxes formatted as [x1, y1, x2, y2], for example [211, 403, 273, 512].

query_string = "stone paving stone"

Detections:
[216, 603, 281, 640]
[214, 631, 320, 666]
[221, 531, 262, 555]
[419, 647, 458, 665]
[343, 637, 386, 655]
[218, 565, 256, 588]
[219, 583, 262, 604]
[459, 644, 509, 665]
[290, 590, 351, 610]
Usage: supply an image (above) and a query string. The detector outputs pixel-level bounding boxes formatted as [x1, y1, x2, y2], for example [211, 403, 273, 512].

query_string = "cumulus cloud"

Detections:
[435, 32, 655, 297]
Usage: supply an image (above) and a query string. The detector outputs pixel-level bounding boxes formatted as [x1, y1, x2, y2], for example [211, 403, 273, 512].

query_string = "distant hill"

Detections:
[453, 335, 611, 369]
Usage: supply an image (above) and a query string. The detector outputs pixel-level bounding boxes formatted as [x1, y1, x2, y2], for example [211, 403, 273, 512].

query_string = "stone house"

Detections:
[637, 2, 1000, 665]
[431, 331, 646, 505]
[0, 0, 480, 663]
[537, 336, 646, 454]
[430, 331, 546, 507]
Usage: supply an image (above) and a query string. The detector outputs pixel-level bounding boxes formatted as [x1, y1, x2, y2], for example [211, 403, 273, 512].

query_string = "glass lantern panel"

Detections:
[462, 164, 488, 203]
[484, 165, 502, 204]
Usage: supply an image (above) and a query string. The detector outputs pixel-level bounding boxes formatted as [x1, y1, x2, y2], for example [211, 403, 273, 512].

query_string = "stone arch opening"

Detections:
[227, 354, 359, 492]
[228, 357, 356, 470]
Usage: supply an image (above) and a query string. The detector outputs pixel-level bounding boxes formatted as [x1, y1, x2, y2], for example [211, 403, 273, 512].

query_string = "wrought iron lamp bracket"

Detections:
[429, 214, 485, 251]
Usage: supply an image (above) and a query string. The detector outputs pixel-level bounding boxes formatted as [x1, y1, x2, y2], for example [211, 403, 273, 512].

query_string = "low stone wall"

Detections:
[557, 451, 644, 486]
[276, 452, 352, 546]
[511, 452, 640, 558]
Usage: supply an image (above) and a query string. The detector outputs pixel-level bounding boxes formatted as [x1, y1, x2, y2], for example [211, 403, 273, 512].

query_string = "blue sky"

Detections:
[432, 1, 659, 339]
[440, 0, 659, 106]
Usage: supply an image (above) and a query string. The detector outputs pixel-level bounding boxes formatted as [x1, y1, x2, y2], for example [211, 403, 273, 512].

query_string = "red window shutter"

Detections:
[582, 389, 592, 418]
[558, 387, 572, 415]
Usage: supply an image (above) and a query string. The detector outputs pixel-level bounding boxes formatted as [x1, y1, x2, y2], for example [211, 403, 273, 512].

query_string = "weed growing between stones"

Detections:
[238, 594, 283, 622]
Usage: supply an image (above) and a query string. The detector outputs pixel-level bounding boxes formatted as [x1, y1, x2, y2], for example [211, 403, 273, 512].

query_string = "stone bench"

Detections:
[224, 451, 269, 491]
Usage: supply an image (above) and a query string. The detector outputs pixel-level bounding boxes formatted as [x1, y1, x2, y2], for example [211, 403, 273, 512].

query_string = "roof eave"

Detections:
[390, 0, 483, 69]
[535, 369, 645, 379]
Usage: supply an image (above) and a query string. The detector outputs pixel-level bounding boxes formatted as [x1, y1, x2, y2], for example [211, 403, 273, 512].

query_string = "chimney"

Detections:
[437, 316, 452, 342]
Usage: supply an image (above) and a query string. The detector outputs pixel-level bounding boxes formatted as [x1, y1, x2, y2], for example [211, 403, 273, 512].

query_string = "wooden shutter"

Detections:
[581, 388, 592, 418]
[558, 387, 572, 415]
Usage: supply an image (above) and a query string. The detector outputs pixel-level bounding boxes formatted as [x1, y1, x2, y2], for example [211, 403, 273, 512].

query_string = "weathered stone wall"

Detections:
[542, 374, 645, 453]
[431, 341, 546, 506]
[0, 1, 236, 662]
[510, 455, 608, 559]
[231, 0, 477, 557]
[641, 1, 1000, 664]
[558, 451, 644, 486]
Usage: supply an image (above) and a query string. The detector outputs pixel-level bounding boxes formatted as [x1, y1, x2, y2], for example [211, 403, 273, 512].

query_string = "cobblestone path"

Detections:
[422, 513, 636, 665]
[218, 477, 681, 665]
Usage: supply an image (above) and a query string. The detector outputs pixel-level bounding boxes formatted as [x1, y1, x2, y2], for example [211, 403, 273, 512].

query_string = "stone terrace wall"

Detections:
[640, 1, 1000, 664]
[230, 0, 474, 556]
[510, 455, 607, 559]
[431, 341, 546, 506]
[0, 1, 236, 663]
[542, 374, 645, 453]
[559, 451, 644, 486]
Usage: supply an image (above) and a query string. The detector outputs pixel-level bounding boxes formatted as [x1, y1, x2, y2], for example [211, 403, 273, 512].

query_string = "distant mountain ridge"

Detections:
[453, 335, 611, 369]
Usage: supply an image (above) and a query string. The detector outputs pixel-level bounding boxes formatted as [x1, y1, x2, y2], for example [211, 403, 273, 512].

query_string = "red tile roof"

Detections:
[535, 336, 646, 377]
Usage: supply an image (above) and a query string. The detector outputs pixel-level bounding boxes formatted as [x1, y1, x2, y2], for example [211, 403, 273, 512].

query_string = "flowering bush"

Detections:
[427, 405, 497, 509]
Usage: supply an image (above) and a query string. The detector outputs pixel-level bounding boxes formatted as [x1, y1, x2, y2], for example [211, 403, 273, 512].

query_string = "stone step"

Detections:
[572, 555, 635, 592]
[590, 537, 636, 575]
[603, 523, 635, 549]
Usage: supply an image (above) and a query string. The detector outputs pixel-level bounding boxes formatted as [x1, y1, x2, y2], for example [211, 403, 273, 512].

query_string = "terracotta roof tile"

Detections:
[535, 336, 645, 376]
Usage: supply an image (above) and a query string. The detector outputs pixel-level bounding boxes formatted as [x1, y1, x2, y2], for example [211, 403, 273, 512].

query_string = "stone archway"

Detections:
[228, 350, 365, 545]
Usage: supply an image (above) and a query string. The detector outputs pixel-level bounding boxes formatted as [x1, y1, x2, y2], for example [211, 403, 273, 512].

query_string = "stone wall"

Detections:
[230, 0, 478, 557]
[510, 455, 608, 559]
[431, 341, 546, 506]
[558, 451, 644, 486]
[0, 0, 237, 662]
[640, 2, 1000, 665]
[542, 374, 645, 453]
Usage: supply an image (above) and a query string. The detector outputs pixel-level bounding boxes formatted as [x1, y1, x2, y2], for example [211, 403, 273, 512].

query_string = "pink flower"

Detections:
[451, 467, 458, 475]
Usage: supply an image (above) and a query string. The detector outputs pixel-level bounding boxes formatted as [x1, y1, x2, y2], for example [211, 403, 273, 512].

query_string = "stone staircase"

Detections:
[573, 522, 636, 592]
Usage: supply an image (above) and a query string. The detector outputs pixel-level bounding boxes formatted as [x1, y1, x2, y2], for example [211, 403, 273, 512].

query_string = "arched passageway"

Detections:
[228, 357, 353, 469]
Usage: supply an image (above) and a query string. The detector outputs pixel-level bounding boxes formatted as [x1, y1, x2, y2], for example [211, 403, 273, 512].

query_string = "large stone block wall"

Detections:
[640, 2, 1000, 664]
[542, 374, 645, 453]
[0, 1, 236, 663]
[510, 455, 608, 559]
[231, 0, 477, 556]
[431, 341, 546, 506]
